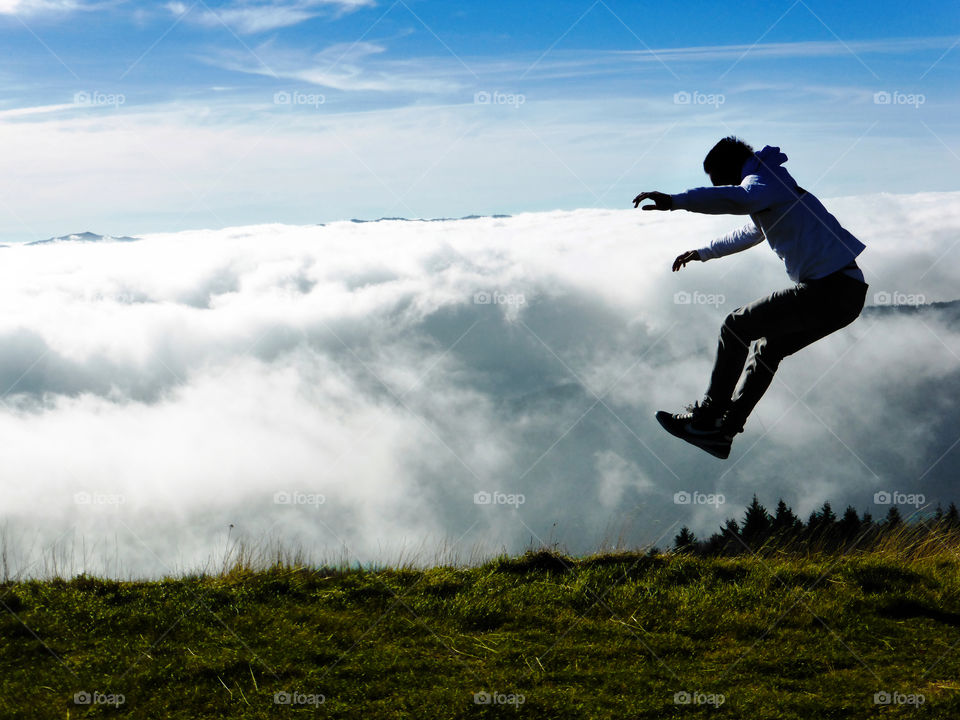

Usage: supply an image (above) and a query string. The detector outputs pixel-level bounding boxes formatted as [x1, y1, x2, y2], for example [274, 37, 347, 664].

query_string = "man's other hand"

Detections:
[672, 250, 701, 272]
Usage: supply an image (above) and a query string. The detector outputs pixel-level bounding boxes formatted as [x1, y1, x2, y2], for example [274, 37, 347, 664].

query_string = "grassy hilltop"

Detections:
[3, 522, 960, 719]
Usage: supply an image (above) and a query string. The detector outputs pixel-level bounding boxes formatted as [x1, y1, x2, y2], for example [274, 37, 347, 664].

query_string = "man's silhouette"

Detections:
[633, 136, 868, 459]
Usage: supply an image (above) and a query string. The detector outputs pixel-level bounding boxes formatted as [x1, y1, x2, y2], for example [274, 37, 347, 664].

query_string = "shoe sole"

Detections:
[656, 411, 731, 459]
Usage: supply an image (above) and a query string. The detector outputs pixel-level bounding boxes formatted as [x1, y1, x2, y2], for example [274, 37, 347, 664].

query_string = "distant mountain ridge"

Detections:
[862, 299, 960, 316]
[345, 214, 512, 225]
[27, 231, 139, 246]
[19, 218, 510, 241]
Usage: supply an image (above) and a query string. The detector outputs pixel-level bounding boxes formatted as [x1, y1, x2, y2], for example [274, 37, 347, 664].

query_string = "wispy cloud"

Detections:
[210, 35, 960, 97]
[211, 40, 466, 92]
[166, 0, 375, 34]
[0, 0, 112, 14]
[614, 36, 959, 63]
[0, 102, 75, 118]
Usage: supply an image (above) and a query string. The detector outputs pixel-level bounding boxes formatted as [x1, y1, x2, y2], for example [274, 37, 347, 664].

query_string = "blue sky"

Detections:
[0, 0, 957, 241]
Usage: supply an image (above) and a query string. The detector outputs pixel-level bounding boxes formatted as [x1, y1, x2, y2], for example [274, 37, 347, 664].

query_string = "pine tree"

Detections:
[741, 495, 772, 546]
[819, 501, 837, 524]
[674, 526, 698, 553]
[837, 506, 861, 546]
[704, 531, 726, 555]
[947, 502, 960, 528]
[771, 499, 802, 540]
[704, 517, 743, 556]
[820, 502, 839, 547]
[883, 505, 903, 529]
[803, 502, 838, 547]
[722, 518, 742, 554]
[859, 511, 878, 547]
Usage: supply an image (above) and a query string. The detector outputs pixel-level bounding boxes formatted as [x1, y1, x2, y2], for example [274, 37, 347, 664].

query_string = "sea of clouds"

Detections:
[2, 191, 959, 577]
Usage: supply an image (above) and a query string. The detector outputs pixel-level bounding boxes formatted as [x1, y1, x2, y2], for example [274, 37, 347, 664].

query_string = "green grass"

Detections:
[3, 545, 960, 718]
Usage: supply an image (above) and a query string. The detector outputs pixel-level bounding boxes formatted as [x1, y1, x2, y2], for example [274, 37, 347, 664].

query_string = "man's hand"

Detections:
[672, 250, 701, 272]
[632, 191, 673, 210]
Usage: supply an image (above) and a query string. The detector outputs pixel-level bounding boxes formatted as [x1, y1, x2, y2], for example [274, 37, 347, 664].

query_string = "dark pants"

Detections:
[705, 270, 868, 428]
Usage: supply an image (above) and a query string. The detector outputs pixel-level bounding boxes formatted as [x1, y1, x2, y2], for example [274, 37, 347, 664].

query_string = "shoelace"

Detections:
[681, 401, 710, 418]
[680, 402, 731, 433]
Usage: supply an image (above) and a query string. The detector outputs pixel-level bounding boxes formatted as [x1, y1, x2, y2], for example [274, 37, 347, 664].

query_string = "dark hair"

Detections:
[703, 136, 754, 177]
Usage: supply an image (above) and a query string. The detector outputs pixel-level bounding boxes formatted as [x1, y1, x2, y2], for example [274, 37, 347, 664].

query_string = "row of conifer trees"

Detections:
[673, 497, 960, 555]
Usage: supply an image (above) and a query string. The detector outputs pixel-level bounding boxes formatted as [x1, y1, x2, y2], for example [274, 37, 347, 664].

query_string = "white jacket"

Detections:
[671, 146, 865, 283]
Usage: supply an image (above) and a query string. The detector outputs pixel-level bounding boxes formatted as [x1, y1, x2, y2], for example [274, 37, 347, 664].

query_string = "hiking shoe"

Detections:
[656, 401, 734, 459]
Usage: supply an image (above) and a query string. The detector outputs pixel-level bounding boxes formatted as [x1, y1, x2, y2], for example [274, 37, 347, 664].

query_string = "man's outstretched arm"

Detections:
[633, 177, 782, 215]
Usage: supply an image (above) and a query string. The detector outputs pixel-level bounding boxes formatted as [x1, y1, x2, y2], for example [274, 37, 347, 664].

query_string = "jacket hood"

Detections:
[741, 145, 788, 178]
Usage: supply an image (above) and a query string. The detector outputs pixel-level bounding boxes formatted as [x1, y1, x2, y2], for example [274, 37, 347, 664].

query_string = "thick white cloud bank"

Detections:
[2, 192, 960, 577]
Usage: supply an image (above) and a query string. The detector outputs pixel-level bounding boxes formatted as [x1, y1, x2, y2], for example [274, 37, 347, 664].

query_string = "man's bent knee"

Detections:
[720, 308, 752, 345]
[722, 308, 745, 330]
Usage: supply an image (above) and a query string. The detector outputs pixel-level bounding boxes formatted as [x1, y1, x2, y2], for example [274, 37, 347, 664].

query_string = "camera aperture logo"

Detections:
[474, 490, 525, 508]
[674, 490, 725, 507]
[674, 290, 725, 307]
[74, 491, 125, 506]
[873, 290, 925, 307]
[74, 691, 125, 707]
[473, 690, 525, 706]
[473, 90, 525, 108]
[873, 690, 924, 706]
[873, 490, 925, 508]
[473, 290, 525, 306]
[273, 90, 326, 108]
[73, 91, 125, 109]
[673, 90, 725, 108]
[273, 490, 326, 508]
[274, 690, 325, 706]
[873, 90, 925, 108]
[673, 690, 725, 706]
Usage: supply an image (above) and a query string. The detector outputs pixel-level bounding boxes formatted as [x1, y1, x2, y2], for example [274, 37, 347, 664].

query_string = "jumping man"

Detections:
[633, 136, 868, 459]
